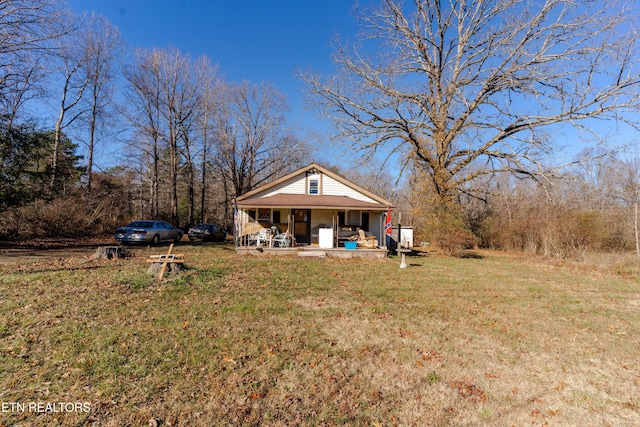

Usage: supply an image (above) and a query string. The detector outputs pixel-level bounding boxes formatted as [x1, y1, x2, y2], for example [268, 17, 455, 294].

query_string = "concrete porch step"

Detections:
[297, 250, 326, 258]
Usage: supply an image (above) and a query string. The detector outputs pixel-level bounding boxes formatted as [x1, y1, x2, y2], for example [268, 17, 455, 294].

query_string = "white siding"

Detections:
[245, 171, 383, 202]
[322, 175, 378, 203]
[259, 175, 306, 197]
[311, 209, 334, 229]
[310, 209, 336, 244]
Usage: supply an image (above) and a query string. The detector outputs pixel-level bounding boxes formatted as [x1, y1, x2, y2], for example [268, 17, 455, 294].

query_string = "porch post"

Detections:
[380, 211, 385, 249]
[233, 200, 238, 249]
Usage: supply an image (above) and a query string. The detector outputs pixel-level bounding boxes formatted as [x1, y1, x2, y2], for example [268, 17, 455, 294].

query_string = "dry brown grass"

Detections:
[0, 245, 639, 426]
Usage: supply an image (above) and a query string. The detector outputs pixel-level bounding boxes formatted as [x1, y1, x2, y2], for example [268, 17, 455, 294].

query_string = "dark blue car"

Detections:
[187, 223, 226, 242]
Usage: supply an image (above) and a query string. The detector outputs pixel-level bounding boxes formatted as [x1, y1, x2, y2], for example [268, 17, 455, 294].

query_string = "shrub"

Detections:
[435, 227, 477, 257]
[416, 197, 478, 257]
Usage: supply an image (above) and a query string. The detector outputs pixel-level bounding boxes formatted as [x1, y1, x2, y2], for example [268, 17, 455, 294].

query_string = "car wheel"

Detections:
[152, 234, 160, 245]
[174, 233, 183, 243]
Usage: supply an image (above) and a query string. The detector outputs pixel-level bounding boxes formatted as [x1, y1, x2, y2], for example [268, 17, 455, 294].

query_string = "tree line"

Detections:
[390, 150, 640, 258]
[0, 0, 309, 239]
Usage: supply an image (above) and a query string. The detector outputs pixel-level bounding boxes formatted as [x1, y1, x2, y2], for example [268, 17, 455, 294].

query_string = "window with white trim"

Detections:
[307, 172, 320, 195]
[309, 179, 319, 194]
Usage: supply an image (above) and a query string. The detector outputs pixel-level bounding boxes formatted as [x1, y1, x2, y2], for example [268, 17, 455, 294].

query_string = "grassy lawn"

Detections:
[0, 245, 639, 426]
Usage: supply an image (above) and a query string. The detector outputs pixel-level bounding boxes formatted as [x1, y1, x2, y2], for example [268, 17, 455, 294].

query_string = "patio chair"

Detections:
[256, 228, 272, 247]
[273, 230, 291, 248]
[245, 227, 271, 246]
[245, 233, 258, 246]
[356, 229, 378, 249]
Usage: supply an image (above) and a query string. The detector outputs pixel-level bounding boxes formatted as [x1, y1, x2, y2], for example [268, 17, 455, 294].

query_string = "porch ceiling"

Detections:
[236, 194, 390, 211]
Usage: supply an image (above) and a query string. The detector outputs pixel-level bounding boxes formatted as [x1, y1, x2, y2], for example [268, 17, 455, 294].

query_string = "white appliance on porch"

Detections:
[318, 227, 334, 248]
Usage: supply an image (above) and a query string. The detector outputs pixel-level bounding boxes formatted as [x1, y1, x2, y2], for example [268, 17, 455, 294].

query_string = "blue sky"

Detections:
[63, 0, 359, 144]
[60, 0, 638, 174]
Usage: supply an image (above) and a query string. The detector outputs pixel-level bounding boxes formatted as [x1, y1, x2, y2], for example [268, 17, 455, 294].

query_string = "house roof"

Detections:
[236, 163, 394, 208]
[237, 194, 389, 211]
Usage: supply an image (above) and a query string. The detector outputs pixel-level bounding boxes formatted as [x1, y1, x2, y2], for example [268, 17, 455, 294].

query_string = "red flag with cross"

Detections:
[385, 207, 392, 236]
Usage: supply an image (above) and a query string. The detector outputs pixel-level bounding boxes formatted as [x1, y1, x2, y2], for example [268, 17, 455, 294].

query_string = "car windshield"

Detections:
[128, 221, 154, 228]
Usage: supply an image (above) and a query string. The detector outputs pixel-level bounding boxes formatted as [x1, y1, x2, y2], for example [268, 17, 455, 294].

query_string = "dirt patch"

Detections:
[0, 237, 212, 264]
[0, 237, 123, 263]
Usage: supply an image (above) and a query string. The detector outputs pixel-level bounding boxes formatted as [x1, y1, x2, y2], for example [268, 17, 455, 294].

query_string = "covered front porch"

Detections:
[235, 202, 389, 251]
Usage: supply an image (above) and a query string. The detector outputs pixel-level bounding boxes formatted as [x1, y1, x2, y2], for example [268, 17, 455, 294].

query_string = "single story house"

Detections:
[235, 163, 393, 249]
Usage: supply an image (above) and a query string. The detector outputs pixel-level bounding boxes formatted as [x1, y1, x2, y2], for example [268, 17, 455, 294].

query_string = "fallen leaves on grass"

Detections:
[417, 348, 443, 362]
[394, 327, 414, 338]
[448, 379, 487, 402]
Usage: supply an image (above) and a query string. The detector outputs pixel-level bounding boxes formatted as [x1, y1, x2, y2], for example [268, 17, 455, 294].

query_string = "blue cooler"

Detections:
[344, 241, 357, 250]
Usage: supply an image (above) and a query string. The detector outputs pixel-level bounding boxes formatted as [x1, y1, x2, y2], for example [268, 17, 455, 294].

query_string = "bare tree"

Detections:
[1, 53, 47, 127]
[79, 13, 123, 195]
[154, 47, 203, 225]
[194, 57, 222, 223]
[302, 0, 640, 202]
[0, 0, 71, 117]
[213, 81, 307, 203]
[573, 147, 619, 212]
[341, 163, 395, 200]
[125, 49, 177, 220]
[125, 47, 213, 226]
[124, 49, 163, 218]
[51, 24, 90, 192]
[614, 155, 640, 257]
